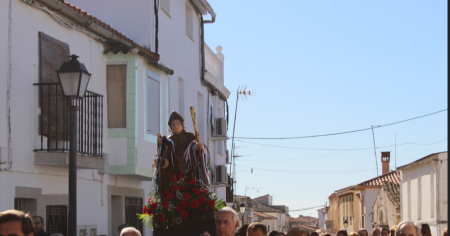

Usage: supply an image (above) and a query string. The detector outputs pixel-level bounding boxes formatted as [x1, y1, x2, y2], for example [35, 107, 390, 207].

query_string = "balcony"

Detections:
[33, 83, 105, 171]
[204, 44, 230, 98]
[325, 220, 335, 232]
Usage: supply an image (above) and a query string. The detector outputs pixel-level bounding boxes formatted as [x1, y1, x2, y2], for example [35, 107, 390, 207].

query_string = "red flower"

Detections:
[165, 192, 174, 200]
[171, 185, 179, 192]
[193, 188, 201, 194]
[162, 201, 169, 209]
[147, 210, 152, 216]
[151, 202, 158, 210]
[183, 193, 191, 200]
[148, 197, 152, 203]
[180, 200, 189, 208]
[142, 206, 147, 214]
[180, 210, 188, 218]
[179, 173, 185, 178]
[163, 189, 169, 195]
[175, 205, 182, 212]
[190, 200, 200, 208]
[170, 174, 176, 179]
[187, 179, 197, 185]
[202, 208, 210, 212]
[171, 177, 179, 183]
[199, 195, 206, 203]
[208, 199, 215, 208]
[158, 214, 167, 222]
[180, 186, 187, 190]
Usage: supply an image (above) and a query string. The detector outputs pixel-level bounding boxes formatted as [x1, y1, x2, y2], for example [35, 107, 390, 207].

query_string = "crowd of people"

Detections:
[1, 208, 447, 236]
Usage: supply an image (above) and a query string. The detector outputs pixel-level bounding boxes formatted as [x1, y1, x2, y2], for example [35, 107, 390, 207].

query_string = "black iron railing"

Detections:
[34, 83, 103, 157]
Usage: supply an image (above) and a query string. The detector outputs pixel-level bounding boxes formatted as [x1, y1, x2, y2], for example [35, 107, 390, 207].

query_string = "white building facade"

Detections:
[398, 152, 448, 236]
[0, 1, 230, 236]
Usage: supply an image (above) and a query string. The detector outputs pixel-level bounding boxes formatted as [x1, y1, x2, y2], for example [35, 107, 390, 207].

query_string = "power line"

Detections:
[234, 109, 447, 140]
[236, 164, 375, 173]
[236, 137, 447, 151]
[289, 205, 325, 212]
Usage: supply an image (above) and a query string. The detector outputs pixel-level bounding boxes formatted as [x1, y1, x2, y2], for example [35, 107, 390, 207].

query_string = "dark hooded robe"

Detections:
[154, 111, 210, 191]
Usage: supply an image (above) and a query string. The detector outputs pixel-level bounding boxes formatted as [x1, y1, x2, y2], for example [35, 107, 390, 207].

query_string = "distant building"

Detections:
[371, 181, 401, 229]
[397, 152, 448, 236]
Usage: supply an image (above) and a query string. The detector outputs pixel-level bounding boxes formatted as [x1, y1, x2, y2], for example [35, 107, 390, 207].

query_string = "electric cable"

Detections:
[236, 137, 447, 152]
[234, 109, 447, 140]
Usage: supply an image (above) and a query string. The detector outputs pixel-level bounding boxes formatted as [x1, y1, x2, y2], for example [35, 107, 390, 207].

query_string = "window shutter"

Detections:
[39, 32, 70, 139]
[146, 75, 160, 134]
[107, 65, 127, 128]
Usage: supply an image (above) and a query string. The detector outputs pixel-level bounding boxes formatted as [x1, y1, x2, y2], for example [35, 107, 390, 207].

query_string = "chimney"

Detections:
[381, 152, 390, 175]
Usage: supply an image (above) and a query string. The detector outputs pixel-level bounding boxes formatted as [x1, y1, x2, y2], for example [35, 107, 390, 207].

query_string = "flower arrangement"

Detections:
[138, 173, 225, 229]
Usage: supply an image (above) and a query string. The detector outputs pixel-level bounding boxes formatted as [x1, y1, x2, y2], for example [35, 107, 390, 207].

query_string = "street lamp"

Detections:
[239, 203, 246, 225]
[343, 220, 349, 232]
[56, 54, 91, 236]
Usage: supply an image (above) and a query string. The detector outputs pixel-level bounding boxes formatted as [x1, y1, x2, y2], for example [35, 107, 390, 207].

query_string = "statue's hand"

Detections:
[157, 133, 161, 144]
[196, 141, 204, 151]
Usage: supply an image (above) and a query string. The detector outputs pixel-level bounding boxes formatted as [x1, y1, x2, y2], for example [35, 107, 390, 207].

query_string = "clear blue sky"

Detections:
[204, 1, 447, 217]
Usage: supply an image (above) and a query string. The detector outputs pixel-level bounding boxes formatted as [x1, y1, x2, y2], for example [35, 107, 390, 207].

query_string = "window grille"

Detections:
[125, 197, 143, 234]
[46, 205, 67, 236]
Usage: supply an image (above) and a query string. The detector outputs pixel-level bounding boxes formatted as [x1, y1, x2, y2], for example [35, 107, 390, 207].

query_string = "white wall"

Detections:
[399, 152, 448, 236]
[0, 1, 153, 235]
[360, 188, 379, 233]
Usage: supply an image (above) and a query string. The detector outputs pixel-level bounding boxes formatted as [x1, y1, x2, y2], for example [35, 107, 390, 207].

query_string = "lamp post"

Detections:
[56, 54, 91, 236]
[239, 203, 246, 225]
[343, 220, 349, 232]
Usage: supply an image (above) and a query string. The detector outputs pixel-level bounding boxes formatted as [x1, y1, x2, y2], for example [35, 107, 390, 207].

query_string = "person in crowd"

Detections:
[119, 227, 140, 236]
[247, 222, 268, 236]
[50, 234, 63, 236]
[323, 234, 331, 236]
[359, 229, 369, 236]
[277, 233, 286, 236]
[338, 230, 348, 236]
[391, 226, 398, 236]
[201, 206, 240, 236]
[441, 228, 447, 236]
[421, 224, 432, 236]
[395, 221, 420, 236]
[349, 232, 359, 236]
[118, 223, 129, 234]
[238, 224, 249, 236]
[381, 228, 390, 236]
[311, 232, 319, 236]
[286, 227, 308, 236]
[32, 216, 50, 236]
[372, 228, 381, 236]
[269, 231, 279, 236]
[0, 210, 35, 236]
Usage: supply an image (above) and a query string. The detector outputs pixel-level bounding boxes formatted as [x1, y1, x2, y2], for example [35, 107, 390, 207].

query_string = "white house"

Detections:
[397, 152, 448, 236]
[66, 0, 231, 207]
[0, 1, 229, 236]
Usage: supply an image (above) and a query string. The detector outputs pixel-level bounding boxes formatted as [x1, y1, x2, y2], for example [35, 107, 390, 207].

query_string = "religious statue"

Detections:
[153, 108, 210, 194]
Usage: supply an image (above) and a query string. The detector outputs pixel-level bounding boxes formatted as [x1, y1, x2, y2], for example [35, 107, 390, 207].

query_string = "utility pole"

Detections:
[230, 85, 254, 197]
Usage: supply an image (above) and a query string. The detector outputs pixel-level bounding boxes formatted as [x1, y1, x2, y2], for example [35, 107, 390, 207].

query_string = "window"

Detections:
[431, 171, 435, 218]
[418, 175, 422, 220]
[185, 3, 194, 40]
[147, 70, 160, 134]
[178, 78, 184, 117]
[361, 215, 365, 228]
[125, 197, 143, 234]
[14, 198, 37, 215]
[46, 205, 68, 236]
[107, 65, 127, 128]
[407, 178, 411, 219]
[218, 141, 223, 154]
[160, 0, 170, 16]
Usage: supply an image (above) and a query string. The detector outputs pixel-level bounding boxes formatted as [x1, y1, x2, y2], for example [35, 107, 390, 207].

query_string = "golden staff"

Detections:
[190, 106, 200, 142]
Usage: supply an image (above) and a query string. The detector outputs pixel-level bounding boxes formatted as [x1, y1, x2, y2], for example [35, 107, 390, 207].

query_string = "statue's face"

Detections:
[171, 120, 183, 134]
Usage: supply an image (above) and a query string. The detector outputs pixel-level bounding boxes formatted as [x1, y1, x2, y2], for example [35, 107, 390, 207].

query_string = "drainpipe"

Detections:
[432, 158, 440, 235]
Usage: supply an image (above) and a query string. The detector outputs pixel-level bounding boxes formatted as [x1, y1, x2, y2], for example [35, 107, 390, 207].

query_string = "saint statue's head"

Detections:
[168, 111, 184, 134]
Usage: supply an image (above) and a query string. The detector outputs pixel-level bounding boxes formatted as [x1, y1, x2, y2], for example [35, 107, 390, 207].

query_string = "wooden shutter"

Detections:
[39, 32, 70, 139]
[107, 65, 127, 128]
[146, 72, 160, 134]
